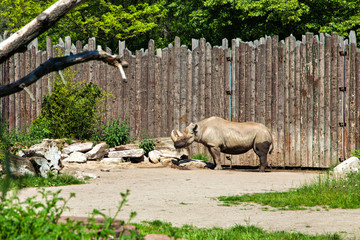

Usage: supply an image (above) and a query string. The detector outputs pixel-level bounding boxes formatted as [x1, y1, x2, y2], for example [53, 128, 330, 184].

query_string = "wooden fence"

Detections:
[1, 31, 360, 168]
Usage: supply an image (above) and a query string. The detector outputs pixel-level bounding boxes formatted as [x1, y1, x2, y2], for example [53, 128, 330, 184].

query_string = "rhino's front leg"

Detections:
[208, 146, 222, 170]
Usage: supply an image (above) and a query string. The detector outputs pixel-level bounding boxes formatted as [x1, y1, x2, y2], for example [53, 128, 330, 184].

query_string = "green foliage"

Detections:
[94, 119, 132, 148]
[0, 174, 85, 189]
[191, 153, 210, 161]
[0, 188, 138, 239]
[138, 133, 155, 156]
[36, 71, 106, 140]
[218, 171, 360, 210]
[350, 149, 360, 159]
[135, 220, 339, 240]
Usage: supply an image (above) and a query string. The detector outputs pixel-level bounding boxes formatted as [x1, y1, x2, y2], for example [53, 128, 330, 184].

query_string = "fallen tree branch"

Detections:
[0, 0, 87, 64]
[0, 50, 128, 98]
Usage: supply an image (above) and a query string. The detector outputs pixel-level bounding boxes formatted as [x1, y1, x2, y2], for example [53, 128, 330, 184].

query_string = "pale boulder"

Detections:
[64, 152, 87, 163]
[62, 142, 93, 155]
[334, 157, 360, 176]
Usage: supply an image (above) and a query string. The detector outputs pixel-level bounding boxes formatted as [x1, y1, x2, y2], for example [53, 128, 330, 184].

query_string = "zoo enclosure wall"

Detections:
[1, 32, 360, 169]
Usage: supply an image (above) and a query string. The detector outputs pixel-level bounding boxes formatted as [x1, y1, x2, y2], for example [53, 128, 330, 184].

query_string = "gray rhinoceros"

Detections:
[171, 116, 273, 171]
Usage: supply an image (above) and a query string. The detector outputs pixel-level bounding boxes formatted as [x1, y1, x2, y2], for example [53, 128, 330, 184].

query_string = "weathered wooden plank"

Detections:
[348, 42, 356, 158]
[355, 50, 360, 150]
[224, 47, 231, 120]
[239, 42, 246, 123]
[271, 36, 279, 167]
[289, 35, 297, 166]
[211, 47, 221, 120]
[265, 36, 272, 130]
[205, 43, 212, 119]
[14, 53, 21, 129]
[257, 39, 266, 125]
[135, 49, 143, 136]
[284, 37, 290, 167]
[8, 55, 15, 130]
[312, 36, 320, 168]
[168, 44, 175, 133]
[154, 53, 162, 137]
[199, 38, 206, 122]
[330, 33, 339, 166]
[148, 40, 156, 136]
[300, 39, 308, 167]
[192, 45, 200, 124]
[141, 52, 149, 135]
[124, 49, 136, 138]
[318, 35, 326, 168]
[179, 46, 188, 132]
[25, 50, 31, 126]
[35, 50, 42, 117]
[161, 48, 169, 137]
[337, 36, 345, 163]
[46, 36, 53, 94]
[294, 41, 302, 167]
[324, 34, 332, 167]
[105, 47, 113, 122]
[19, 52, 26, 129]
[306, 33, 314, 168]
[232, 40, 239, 121]
[277, 40, 285, 167]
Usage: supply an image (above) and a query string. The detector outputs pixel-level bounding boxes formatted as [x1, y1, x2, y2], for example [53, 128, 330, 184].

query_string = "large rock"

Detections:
[100, 158, 123, 164]
[62, 142, 93, 155]
[178, 159, 215, 169]
[85, 142, 108, 160]
[154, 137, 189, 160]
[108, 149, 144, 158]
[1, 151, 37, 176]
[148, 150, 161, 163]
[64, 152, 87, 163]
[29, 157, 51, 177]
[334, 157, 360, 176]
[44, 144, 62, 172]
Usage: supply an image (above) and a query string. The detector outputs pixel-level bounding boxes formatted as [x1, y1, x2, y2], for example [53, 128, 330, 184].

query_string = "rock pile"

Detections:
[6, 137, 213, 178]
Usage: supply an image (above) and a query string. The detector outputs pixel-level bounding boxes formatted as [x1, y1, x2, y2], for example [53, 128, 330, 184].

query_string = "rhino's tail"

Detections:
[268, 142, 273, 154]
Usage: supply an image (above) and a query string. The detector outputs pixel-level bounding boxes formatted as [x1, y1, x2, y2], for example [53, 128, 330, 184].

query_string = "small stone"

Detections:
[100, 158, 123, 164]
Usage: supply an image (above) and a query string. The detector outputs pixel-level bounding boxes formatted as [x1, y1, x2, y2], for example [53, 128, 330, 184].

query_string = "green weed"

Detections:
[191, 153, 210, 162]
[95, 119, 132, 148]
[0, 174, 85, 189]
[217, 171, 360, 210]
[139, 133, 155, 156]
[134, 220, 340, 240]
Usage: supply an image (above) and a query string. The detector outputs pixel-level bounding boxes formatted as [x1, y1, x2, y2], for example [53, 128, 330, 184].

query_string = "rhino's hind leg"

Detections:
[208, 146, 222, 170]
[254, 141, 271, 172]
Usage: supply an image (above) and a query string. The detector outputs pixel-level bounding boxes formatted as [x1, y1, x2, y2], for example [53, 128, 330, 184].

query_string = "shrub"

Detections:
[33, 70, 108, 140]
[94, 119, 132, 148]
[139, 133, 155, 156]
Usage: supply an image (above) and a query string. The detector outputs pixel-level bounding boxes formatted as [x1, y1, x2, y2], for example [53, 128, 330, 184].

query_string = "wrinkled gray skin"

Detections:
[171, 116, 273, 172]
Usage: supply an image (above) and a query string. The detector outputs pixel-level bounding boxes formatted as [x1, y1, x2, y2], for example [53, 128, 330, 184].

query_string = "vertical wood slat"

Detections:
[294, 41, 301, 167]
[277, 40, 285, 167]
[284, 37, 290, 167]
[324, 35, 332, 167]
[312, 36, 320, 168]
[330, 33, 339, 165]
[8, 55, 15, 130]
[141, 51, 148, 135]
[148, 40, 156, 136]
[15, 53, 21, 129]
[180, 45, 188, 131]
[270, 36, 279, 167]
[154, 52, 162, 137]
[337, 36, 344, 164]
[318, 35, 326, 168]
[161, 48, 169, 137]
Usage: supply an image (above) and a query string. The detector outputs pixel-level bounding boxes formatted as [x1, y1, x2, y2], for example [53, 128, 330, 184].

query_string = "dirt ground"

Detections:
[17, 162, 360, 239]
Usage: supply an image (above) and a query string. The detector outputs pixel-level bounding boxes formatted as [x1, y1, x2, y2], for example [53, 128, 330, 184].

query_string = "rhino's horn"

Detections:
[176, 130, 184, 137]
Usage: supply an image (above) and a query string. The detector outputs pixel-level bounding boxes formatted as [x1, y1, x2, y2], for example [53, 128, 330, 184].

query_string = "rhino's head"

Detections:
[171, 123, 198, 149]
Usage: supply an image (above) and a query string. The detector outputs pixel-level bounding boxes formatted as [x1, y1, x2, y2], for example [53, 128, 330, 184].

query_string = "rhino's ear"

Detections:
[189, 123, 198, 135]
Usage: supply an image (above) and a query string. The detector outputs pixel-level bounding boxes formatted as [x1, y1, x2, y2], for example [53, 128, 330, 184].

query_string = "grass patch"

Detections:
[0, 174, 85, 189]
[134, 220, 340, 240]
[217, 172, 360, 210]
[191, 153, 210, 161]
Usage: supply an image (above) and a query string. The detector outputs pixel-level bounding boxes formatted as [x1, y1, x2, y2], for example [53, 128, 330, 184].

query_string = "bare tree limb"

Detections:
[0, 50, 128, 98]
[0, 0, 88, 64]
